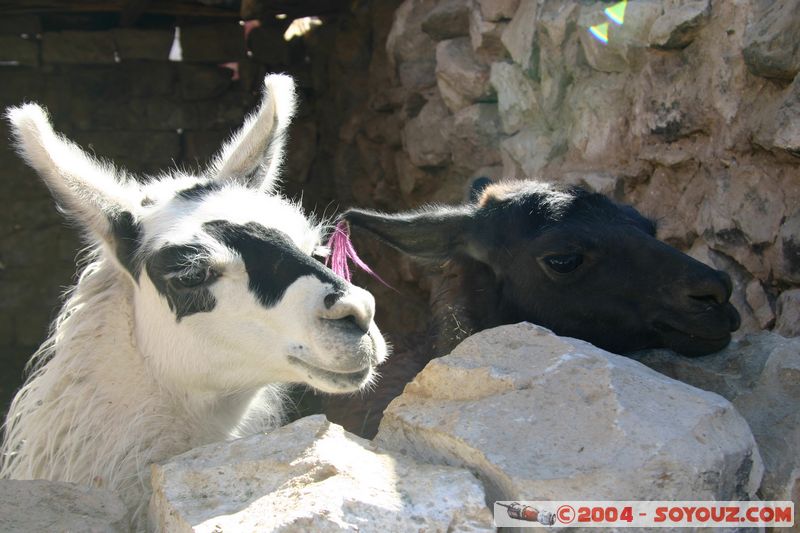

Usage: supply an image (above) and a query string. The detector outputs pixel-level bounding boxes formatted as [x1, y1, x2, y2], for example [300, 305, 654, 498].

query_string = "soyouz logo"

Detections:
[493, 501, 795, 528]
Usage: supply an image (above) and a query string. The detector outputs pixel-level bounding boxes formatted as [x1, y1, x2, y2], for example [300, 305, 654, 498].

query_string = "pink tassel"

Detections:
[325, 220, 393, 289]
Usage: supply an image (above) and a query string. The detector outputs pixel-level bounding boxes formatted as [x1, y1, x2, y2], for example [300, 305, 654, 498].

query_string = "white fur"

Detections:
[1, 75, 386, 527]
[209, 74, 295, 191]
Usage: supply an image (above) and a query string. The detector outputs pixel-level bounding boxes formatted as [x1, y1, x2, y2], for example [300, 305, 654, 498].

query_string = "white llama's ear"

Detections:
[6, 103, 142, 274]
[207, 74, 296, 192]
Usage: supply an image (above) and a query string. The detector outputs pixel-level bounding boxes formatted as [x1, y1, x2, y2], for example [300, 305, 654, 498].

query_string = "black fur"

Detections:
[109, 210, 143, 278]
[344, 180, 740, 357]
[146, 220, 345, 321]
[146, 244, 217, 321]
[175, 181, 224, 201]
[469, 176, 493, 203]
[203, 220, 346, 308]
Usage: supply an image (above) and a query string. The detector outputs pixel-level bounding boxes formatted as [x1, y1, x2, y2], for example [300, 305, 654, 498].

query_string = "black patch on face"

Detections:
[109, 210, 142, 277]
[176, 181, 224, 201]
[203, 220, 346, 309]
[146, 244, 217, 321]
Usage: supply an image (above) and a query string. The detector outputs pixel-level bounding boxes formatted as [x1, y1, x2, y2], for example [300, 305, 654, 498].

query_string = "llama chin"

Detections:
[1, 74, 388, 527]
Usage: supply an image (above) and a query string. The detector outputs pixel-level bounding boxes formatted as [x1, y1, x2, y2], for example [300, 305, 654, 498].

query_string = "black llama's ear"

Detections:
[468, 176, 493, 203]
[206, 74, 296, 193]
[343, 206, 477, 261]
[620, 204, 657, 236]
[6, 103, 143, 276]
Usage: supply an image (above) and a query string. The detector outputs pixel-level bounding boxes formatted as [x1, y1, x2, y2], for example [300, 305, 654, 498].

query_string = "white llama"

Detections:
[0, 74, 388, 525]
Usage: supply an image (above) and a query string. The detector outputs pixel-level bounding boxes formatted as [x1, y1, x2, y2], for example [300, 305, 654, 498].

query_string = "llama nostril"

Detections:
[689, 294, 721, 307]
[687, 276, 728, 307]
[320, 289, 374, 333]
[324, 292, 341, 309]
[330, 307, 370, 333]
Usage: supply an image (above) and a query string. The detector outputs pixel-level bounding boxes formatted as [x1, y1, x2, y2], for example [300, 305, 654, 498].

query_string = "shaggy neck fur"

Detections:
[428, 257, 505, 356]
[0, 249, 284, 523]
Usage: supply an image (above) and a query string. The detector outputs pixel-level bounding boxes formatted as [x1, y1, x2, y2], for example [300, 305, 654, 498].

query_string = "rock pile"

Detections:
[0, 479, 127, 533]
[10, 325, 794, 531]
[149, 415, 493, 532]
[375, 323, 764, 506]
[636, 332, 800, 504]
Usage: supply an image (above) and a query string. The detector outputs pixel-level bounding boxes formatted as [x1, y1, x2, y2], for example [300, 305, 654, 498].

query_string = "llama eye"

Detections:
[543, 254, 583, 274]
[174, 268, 213, 288]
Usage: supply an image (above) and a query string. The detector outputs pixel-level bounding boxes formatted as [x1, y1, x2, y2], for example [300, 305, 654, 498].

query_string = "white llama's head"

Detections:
[7, 75, 387, 394]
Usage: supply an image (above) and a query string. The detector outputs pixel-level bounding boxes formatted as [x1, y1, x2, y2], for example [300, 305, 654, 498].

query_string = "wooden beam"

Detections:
[0, 1, 350, 20]
[0, 1, 241, 19]
[241, 0, 348, 20]
[119, 0, 152, 26]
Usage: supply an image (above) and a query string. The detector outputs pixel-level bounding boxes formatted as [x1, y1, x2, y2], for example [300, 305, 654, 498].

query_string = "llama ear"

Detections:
[468, 176, 493, 203]
[6, 103, 142, 274]
[343, 206, 479, 262]
[207, 74, 296, 192]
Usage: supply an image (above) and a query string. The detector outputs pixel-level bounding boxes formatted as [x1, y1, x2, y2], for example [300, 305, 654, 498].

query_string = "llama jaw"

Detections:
[287, 326, 384, 392]
[652, 303, 740, 356]
[287, 355, 373, 391]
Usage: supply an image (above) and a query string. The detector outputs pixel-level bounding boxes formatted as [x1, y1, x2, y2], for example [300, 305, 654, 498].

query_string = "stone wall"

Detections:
[322, 0, 800, 347]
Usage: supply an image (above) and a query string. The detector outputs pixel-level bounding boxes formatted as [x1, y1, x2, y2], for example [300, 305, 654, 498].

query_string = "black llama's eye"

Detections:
[543, 254, 583, 274]
[174, 267, 215, 288]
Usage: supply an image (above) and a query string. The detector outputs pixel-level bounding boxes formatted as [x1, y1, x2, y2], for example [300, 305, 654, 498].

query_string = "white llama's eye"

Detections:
[174, 267, 215, 288]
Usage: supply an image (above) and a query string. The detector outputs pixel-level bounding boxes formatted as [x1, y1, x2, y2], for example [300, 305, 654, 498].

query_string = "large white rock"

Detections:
[376, 323, 764, 506]
[635, 332, 800, 503]
[149, 415, 493, 532]
[0, 479, 128, 533]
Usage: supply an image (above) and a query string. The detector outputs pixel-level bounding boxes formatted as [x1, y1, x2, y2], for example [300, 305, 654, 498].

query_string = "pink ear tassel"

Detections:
[325, 220, 393, 289]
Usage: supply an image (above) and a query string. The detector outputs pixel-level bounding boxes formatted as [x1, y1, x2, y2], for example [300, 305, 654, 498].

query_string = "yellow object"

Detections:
[589, 22, 609, 44]
[605, 0, 627, 25]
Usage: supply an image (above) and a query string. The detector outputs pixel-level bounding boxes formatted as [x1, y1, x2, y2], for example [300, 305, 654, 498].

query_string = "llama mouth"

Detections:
[652, 321, 731, 342]
[288, 356, 372, 386]
[652, 321, 732, 357]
